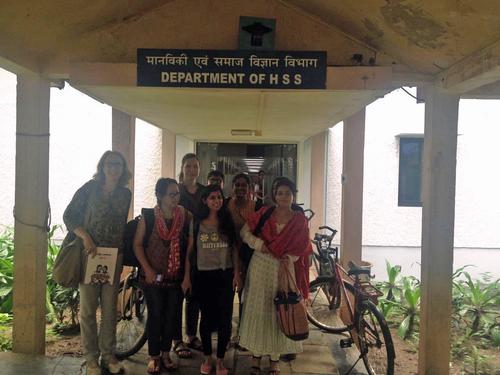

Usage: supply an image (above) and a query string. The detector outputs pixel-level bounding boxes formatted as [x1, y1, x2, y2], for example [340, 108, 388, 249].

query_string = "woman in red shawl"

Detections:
[238, 177, 312, 375]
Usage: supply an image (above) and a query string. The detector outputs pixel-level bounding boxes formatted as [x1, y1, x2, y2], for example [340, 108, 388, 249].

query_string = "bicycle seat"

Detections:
[347, 261, 371, 277]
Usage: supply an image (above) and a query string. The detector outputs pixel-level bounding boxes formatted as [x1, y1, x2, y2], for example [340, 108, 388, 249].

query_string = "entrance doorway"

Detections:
[196, 142, 297, 201]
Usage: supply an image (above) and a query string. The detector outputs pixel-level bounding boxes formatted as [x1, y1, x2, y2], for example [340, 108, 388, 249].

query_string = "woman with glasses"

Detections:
[133, 178, 192, 373]
[182, 184, 241, 375]
[63, 151, 131, 375]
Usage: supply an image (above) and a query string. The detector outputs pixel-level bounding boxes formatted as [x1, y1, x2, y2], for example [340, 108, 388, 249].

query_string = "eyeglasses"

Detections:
[167, 192, 180, 198]
[208, 178, 223, 185]
[104, 162, 123, 168]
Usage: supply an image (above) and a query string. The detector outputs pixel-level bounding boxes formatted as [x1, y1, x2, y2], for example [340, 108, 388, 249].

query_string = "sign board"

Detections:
[137, 49, 327, 89]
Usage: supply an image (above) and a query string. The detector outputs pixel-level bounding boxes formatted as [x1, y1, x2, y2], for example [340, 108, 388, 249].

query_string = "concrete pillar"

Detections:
[309, 131, 327, 231]
[161, 129, 176, 178]
[418, 88, 459, 375]
[340, 108, 365, 266]
[112, 109, 135, 217]
[12, 74, 50, 354]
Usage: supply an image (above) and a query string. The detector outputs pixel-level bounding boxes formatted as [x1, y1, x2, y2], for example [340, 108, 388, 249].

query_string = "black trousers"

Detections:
[172, 294, 200, 341]
[196, 269, 234, 358]
[185, 295, 200, 337]
[144, 284, 183, 356]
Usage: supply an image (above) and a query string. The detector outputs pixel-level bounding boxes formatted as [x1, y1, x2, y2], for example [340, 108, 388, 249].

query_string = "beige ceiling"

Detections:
[77, 85, 386, 142]
[0, 0, 499, 141]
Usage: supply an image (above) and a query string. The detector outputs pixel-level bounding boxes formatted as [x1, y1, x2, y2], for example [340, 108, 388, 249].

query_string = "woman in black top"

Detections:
[176, 153, 204, 355]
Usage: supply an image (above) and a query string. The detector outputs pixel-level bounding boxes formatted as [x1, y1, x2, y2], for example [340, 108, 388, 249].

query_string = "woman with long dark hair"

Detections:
[63, 150, 132, 375]
[133, 178, 192, 373]
[182, 184, 241, 375]
[238, 177, 312, 375]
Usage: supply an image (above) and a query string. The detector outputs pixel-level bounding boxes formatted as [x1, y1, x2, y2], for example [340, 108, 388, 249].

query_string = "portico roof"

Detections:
[1, 0, 498, 140]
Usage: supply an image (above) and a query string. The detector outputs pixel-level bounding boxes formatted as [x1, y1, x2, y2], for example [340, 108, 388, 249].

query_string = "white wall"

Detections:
[0, 69, 16, 230]
[0, 68, 163, 235]
[326, 88, 500, 279]
[175, 135, 195, 179]
[133, 119, 162, 217]
[297, 137, 312, 208]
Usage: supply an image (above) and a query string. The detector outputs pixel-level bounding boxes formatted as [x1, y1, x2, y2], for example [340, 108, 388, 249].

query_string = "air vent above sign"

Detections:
[137, 49, 327, 89]
[239, 16, 276, 50]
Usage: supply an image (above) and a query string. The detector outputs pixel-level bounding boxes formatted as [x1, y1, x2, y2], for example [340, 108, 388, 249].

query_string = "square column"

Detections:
[112, 109, 135, 217]
[418, 88, 459, 374]
[340, 109, 366, 266]
[161, 129, 176, 178]
[309, 131, 327, 231]
[12, 74, 50, 354]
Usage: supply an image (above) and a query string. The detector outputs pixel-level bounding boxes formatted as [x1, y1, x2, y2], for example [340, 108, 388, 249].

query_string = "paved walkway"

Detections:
[0, 327, 370, 375]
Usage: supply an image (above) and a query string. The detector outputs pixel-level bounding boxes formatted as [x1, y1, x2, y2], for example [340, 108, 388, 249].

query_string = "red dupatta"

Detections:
[247, 207, 313, 298]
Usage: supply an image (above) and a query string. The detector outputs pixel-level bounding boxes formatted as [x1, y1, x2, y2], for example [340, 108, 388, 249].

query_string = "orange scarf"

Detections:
[154, 205, 184, 279]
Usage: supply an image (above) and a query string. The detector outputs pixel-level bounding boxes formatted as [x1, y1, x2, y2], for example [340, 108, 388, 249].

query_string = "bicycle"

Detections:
[307, 226, 395, 375]
[115, 267, 148, 359]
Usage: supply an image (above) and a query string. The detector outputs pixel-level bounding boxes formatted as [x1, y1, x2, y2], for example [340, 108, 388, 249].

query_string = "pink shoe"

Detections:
[200, 361, 212, 375]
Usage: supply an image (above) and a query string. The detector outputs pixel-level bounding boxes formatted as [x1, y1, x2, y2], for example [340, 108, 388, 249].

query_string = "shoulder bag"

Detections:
[53, 185, 93, 288]
[274, 259, 309, 341]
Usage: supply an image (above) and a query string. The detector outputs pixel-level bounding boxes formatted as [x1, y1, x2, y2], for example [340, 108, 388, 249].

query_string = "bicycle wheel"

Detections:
[357, 300, 395, 375]
[115, 279, 148, 359]
[307, 276, 348, 333]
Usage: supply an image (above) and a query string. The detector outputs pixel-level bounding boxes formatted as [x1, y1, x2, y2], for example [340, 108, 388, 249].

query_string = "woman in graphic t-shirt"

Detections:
[182, 184, 241, 375]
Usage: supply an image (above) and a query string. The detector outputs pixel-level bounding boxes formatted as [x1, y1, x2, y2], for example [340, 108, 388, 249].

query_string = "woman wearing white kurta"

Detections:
[238, 178, 312, 375]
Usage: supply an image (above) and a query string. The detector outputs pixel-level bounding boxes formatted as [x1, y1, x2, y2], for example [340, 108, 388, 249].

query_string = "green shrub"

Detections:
[0, 226, 80, 327]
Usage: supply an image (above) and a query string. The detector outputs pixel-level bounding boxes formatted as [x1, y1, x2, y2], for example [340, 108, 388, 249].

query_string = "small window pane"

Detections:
[398, 138, 423, 207]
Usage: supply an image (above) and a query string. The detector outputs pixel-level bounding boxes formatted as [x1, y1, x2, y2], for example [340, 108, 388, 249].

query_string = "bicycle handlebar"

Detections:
[318, 225, 337, 234]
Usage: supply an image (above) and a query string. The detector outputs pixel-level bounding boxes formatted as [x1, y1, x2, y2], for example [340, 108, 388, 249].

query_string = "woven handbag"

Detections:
[274, 260, 309, 341]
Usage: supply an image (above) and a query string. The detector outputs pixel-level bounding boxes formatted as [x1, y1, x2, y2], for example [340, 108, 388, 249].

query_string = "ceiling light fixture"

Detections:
[231, 129, 262, 136]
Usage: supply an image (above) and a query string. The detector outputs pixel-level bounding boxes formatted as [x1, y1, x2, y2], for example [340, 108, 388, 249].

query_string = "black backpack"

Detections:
[123, 208, 154, 267]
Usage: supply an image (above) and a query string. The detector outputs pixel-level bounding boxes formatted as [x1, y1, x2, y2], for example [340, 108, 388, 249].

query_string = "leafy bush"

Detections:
[455, 272, 500, 335]
[377, 260, 499, 372]
[0, 226, 80, 327]
[0, 228, 14, 314]
[0, 313, 12, 351]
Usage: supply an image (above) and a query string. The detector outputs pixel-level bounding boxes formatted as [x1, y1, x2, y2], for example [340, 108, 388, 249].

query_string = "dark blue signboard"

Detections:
[137, 49, 326, 89]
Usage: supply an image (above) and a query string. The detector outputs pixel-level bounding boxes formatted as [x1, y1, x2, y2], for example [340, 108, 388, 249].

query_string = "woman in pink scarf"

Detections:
[134, 178, 192, 373]
[239, 177, 312, 375]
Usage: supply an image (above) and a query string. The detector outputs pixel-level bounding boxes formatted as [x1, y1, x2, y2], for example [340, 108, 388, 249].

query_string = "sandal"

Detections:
[250, 356, 261, 375]
[161, 353, 178, 371]
[147, 357, 161, 374]
[200, 360, 212, 375]
[187, 336, 203, 351]
[269, 360, 280, 375]
[173, 341, 192, 359]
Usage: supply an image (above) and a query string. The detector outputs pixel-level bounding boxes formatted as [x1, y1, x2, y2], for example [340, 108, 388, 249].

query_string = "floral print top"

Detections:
[63, 180, 131, 251]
